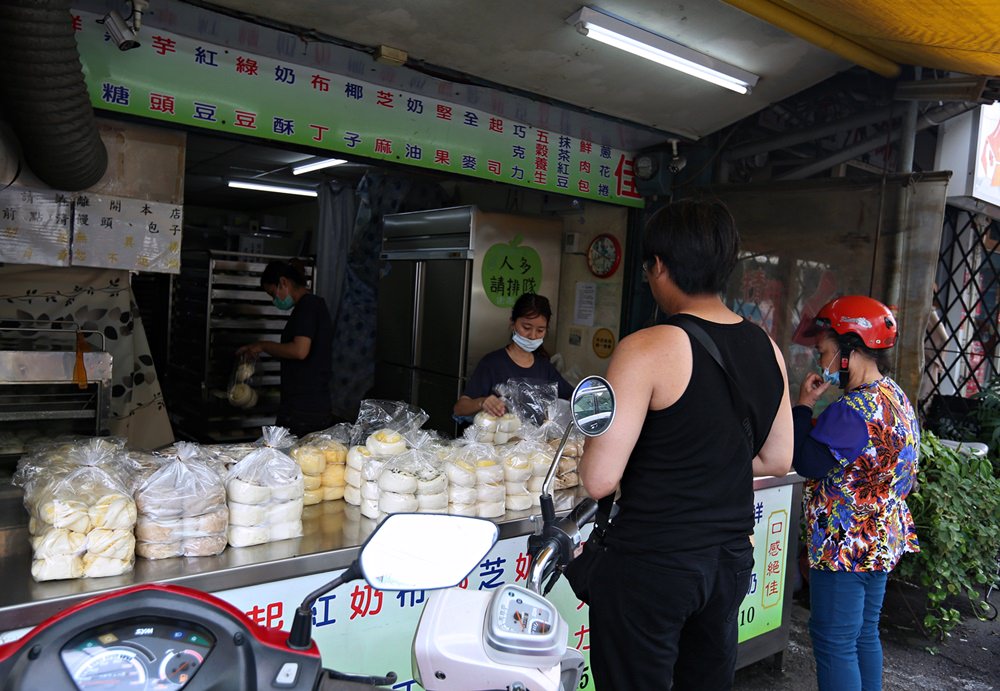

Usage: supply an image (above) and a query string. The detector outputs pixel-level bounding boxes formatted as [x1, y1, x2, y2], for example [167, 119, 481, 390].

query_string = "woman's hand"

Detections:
[481, 394, 506, 417]
[237, 342, 265, 358]
[797, 372, 830, 408]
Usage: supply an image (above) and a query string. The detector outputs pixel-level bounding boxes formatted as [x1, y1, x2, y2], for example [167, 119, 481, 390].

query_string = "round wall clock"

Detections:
[586, 233, 622, 278]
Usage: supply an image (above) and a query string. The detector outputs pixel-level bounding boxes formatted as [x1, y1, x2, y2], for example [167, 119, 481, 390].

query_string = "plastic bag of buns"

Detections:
[227, 352, 259, 409]
[495, 377, 558, 427]
[463, 410, 525, 446]
[375, 449, 446, 519]
[353, 399, 429, 448]
[291, 425, 350, 504]
[134, 442, 229, 559]
[225, 427, 304, 548]
[547, 429, 583, 490]
[14, 436, 128, 505]
[25, 463, 137, 581]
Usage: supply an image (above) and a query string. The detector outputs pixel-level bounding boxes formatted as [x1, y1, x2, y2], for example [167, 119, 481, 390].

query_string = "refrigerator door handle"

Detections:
[412, 260, 426, 399]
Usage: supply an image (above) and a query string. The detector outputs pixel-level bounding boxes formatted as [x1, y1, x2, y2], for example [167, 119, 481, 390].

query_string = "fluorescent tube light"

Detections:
[292, 158, 348, 175]
[566, 7, 759, 95]
[228, 180, 318, 197]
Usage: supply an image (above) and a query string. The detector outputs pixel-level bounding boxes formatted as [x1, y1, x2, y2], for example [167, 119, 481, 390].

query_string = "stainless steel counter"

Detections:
[0, 486, 586, 632]
[0, 475, 801, 633]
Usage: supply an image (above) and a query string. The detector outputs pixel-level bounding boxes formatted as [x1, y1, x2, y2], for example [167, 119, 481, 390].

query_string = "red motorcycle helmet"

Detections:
[814, 295, 897, 349]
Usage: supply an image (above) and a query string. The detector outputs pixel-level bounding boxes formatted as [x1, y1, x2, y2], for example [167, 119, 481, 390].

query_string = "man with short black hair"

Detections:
[579, 198, 794, 690]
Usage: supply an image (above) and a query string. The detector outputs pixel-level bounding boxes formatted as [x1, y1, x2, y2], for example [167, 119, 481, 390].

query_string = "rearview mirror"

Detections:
[359, 513, 499, 591]
[571, 375, 616, 436]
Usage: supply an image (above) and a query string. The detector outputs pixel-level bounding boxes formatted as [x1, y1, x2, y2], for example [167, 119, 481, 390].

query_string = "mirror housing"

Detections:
[571, 375, 616, 436]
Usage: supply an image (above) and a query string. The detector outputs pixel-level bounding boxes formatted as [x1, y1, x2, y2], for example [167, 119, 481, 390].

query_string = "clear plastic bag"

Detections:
[291, 425, 350, 503]
[353, 399, 429, 446]
[134, 442, 228, 559]
[376, 449, 445, 518]
[547, 430, 583, 489]
[495, 378, 559, 426]
[462, 410, 525, 445]
[14, 437, 119, 494]
[26, 457, 137, 581]
[227, 353, 259, 409]
[225, 427, 304, 547]
[15, 437, 130, 511]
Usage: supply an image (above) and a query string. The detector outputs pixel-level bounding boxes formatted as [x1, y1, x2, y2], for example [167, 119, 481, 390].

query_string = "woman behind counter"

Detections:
[793, 295, 919, 691]
[238, 259, 334, 437]
[454, 293, 572, 418]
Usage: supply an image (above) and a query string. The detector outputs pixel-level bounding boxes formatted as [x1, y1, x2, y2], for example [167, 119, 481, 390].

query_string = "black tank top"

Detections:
[606, 315, 783, 555]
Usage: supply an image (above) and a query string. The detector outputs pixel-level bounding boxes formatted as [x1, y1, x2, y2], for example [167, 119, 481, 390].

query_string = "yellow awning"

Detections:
[725, 0, 1000, 77]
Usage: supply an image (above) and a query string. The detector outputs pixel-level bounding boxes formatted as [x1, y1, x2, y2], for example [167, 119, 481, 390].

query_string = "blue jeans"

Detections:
[809, 569, 888, 691]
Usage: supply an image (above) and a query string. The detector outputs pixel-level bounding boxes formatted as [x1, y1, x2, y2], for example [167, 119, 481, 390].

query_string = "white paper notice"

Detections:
[0, 187, 72, 266]
[574, 282, 596, 326]
[72, 194, 183, 274]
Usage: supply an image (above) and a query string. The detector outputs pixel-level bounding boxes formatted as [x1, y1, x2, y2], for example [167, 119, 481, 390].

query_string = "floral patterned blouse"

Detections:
[804, 377, 920, 571]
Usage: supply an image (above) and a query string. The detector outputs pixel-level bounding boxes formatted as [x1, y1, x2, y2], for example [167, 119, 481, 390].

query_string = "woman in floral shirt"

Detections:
[793, 295, 919, 691]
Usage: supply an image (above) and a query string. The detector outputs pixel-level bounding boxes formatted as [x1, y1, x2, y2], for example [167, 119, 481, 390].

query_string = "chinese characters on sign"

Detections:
[74, 11, 643, 208]
[0, 188, 72, 266]
[762, 509, 787, 609]
[480, 237, 543, 308]
[737, 485, 793, 643]
[72, 195, 183, 274]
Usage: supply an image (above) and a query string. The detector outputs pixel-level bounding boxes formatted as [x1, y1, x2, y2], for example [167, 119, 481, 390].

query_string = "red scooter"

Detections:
[0, 513, 499, 690]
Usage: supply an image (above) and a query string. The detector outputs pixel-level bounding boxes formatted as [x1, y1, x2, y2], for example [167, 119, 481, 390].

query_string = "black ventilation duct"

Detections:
[0, 0, 108, 191]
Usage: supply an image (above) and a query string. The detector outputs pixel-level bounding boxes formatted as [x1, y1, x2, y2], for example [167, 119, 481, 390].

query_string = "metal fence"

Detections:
[922, 205, 1000, 414]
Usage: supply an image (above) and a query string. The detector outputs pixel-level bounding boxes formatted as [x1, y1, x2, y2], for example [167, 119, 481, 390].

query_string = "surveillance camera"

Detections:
[667, 156, 687, 174]
[104, 10, 140, 51]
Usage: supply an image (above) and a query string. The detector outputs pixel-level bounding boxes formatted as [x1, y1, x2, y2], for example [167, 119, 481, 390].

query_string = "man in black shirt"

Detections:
[579, 200, 793, 690]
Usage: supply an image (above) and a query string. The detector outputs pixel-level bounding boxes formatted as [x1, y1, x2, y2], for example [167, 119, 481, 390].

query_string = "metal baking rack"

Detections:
[0, 323, 113, 477]
[166, 250, 316, 442]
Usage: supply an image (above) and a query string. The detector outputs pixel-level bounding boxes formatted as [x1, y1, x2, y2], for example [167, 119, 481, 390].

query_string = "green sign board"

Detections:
[481, 236, 543, 308]
[738, 484, 792, 642]
[73, 11, 645, 208]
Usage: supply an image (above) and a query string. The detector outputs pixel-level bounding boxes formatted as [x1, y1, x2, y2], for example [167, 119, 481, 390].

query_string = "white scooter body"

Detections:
[413, 376, 616, 691]
[413, 583, 584, 691]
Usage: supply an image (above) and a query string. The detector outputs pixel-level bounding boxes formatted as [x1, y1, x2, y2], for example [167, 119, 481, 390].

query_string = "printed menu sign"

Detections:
[72, 10, 643, 208]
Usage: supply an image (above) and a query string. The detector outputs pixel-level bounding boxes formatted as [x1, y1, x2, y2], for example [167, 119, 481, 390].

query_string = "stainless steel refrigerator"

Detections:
[374, 206, 562, 435]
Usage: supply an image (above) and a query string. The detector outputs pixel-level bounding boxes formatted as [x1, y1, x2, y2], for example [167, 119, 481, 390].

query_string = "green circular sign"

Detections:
[481, 235, 543, 308]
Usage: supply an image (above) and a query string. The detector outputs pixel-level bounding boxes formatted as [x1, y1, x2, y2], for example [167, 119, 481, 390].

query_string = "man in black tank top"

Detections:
[579, 200, 793, 690]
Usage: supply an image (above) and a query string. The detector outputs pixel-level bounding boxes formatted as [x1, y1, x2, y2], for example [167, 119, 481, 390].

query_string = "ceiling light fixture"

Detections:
[292, 158, 349, 175]
[228, 179, 318, 197]
[566, 6, 759, 95]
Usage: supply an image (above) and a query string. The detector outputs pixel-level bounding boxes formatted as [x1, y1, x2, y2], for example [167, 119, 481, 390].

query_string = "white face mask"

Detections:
[512, 331, 543, 353]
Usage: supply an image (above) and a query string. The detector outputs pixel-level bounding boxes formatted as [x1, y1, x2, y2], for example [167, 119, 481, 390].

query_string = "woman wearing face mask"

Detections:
[793, 295, 919, 691]
[453, 292, 572, 418]
[237, 259, 334, 437]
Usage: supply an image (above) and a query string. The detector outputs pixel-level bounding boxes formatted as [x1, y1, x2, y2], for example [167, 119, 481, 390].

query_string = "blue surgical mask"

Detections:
[512, 332, 543, 353]
[821, 363, 840, 386]
[819, 350, 841, 386]
[273, 294, 294, 311]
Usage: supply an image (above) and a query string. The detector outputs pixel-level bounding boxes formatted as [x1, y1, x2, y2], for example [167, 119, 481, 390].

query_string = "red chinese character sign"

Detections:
[481, 236, 543, 308]
[72, 11, 643, 209]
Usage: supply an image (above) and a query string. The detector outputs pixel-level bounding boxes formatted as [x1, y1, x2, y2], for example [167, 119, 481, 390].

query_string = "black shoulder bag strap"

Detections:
[593, 493, 616, 532]
[672, 315, 756, 454]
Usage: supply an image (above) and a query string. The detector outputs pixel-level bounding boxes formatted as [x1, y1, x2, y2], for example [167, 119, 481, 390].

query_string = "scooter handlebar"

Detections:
[566, 498, 599, 530]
